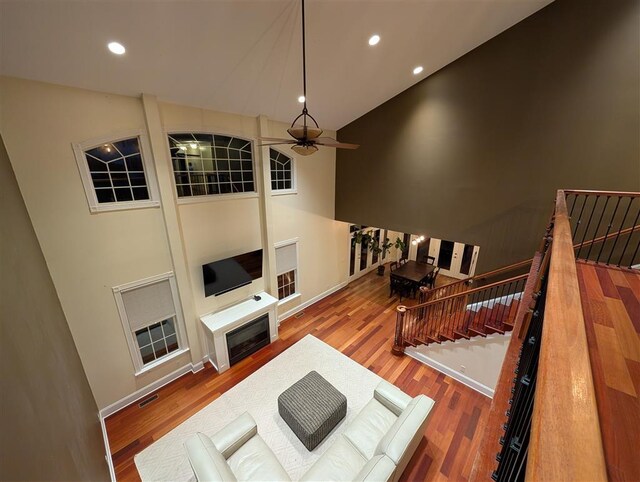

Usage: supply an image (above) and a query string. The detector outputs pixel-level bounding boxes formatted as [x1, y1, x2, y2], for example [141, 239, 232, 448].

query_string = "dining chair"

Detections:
[426, 256, 436, 265]
[429, 267, 440, 289]
[390, 261, 398, 272]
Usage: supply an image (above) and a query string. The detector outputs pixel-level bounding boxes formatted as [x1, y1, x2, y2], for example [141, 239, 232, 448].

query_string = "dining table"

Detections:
[392, 260, 436, 284]
[390, 260, 436, 298]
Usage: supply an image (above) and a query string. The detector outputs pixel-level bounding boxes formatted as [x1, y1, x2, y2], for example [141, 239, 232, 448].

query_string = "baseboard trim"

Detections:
[99, 361, 201, 419]
[98, 360, 206, 480]
[278, 280, 348, 322]
[405, 349, 495, 398]
[99, 415, 116, 482]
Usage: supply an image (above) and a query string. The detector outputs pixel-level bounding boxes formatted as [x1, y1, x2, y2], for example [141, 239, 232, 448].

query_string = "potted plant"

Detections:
[352, 229, 406, 276]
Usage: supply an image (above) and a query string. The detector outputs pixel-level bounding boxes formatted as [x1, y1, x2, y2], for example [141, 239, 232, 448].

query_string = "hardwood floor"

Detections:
[576, 261, 640, 482]
[105, 267, 491, 481]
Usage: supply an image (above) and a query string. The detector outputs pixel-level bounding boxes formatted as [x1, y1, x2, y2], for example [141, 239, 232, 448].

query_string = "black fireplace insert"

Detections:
[226, 314, 270, 366]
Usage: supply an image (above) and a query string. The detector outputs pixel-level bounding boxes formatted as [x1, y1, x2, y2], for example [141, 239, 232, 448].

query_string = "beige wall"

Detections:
[0, 135, 109, 481]
[1, 77, 349, 410]
[268, 119, 350, 315]
[0, 77, 189, 409]
[336, 0, 640, 273]
[159, 102, 265, 317]
[408, 334, 510, 395]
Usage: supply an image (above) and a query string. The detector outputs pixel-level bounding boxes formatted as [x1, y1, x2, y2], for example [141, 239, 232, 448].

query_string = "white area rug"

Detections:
[135, 335, 383, 481]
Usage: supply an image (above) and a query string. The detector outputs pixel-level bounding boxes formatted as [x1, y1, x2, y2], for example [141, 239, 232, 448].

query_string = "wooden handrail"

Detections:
[473, 258, 532, 280]
[574, 223, 639, 249]
[526, 190, 607, 481]
[403, 273, 528, 313]
[563, 189, 640, 197]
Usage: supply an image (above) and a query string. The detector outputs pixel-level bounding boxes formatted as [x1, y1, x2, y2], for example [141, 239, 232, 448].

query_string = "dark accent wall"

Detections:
[336, 0, 640, 273]
[0, 136, 109, 481]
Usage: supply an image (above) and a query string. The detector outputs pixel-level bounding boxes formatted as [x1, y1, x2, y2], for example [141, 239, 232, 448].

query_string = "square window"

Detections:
[140, 344, 155, 364]
[114, 188, 133, 202]
[115, 276, 185, 372]
[95, 188, 115, 203]
[111, 172, 130, 187]
[275, 242, 298, 301]
[91, 173, 111, 188]
[129, 172, 147, 186]
[132, 187, 150, 200]
[126, 154, 144, 171]
[231, 172, 243, 182]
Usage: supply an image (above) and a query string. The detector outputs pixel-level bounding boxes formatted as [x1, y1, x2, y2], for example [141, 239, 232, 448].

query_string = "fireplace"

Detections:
[200, 292, 278, 373]
[226, 313, 270, 366]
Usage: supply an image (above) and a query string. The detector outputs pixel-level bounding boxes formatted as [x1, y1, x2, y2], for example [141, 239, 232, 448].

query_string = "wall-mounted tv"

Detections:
[203, 249, 263, 297]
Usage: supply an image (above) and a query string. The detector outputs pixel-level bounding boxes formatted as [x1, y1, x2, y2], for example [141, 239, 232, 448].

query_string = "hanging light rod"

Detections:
[257, 0, 359, 155]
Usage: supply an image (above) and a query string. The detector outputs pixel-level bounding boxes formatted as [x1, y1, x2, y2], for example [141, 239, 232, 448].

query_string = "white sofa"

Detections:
[184, 380, 435, 482]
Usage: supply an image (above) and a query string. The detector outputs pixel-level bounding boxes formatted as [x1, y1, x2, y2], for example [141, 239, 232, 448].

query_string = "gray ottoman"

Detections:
[278, 371, 347, 451]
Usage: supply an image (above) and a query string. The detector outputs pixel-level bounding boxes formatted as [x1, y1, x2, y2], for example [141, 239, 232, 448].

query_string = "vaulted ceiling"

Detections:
[0, 0, 552, 129]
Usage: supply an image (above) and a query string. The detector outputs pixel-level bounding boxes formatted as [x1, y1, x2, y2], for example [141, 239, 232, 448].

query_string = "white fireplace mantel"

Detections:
[200, 292, 278, 373]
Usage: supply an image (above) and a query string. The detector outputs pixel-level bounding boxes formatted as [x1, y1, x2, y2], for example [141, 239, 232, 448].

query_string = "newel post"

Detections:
[391, 305, 407, 356]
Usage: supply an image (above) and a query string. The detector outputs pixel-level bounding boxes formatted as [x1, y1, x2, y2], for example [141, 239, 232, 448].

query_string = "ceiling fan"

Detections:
[259, 0, 359, 156]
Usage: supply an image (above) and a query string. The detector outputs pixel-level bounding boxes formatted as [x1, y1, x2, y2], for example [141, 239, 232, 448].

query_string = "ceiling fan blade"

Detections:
[258, 142, 297, 147]
[258, 136, 294, 142]
[315, 137, 360, 149]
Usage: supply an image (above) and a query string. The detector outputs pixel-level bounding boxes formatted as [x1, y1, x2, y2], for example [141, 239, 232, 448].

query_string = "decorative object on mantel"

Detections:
[258, 0, 359, 156]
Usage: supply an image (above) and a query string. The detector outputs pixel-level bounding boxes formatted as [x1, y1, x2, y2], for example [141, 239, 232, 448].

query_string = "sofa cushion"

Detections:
[184, 432, 238, 482]
[353, 455, 397, 482]
[374, 395, 435, 465]
[373, 381, 412, 417]
[210, 412, 258, 459]
[342, 398, 397, 459]
[227, 433, 291, 481]
[300, 434, 368, 482]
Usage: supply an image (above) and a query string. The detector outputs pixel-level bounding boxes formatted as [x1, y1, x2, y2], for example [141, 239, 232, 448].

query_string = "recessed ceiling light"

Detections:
[368, 35, 380, 46]
[298, 95, 305, 103]
[413, 66, 424, 75]
[107, 41, 126, 55]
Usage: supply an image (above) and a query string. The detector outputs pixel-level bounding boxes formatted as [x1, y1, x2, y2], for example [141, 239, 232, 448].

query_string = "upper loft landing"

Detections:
[576, 261, 640, 482]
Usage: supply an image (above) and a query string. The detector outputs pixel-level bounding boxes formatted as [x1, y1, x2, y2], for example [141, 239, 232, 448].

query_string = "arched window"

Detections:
[270, 148, 295, 193]
[167, 133, 255, 198]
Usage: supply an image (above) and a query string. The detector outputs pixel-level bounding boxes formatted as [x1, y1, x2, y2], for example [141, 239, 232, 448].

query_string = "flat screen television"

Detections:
[202, 249, 263, 297]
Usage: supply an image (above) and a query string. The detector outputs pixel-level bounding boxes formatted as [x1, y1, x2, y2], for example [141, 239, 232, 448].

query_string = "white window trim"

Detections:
[176, 191, 259, 205]
[275, 238, 300, 304]
[72, 130, 161, 213]
[165, 131, 259, 203]
[269, 148, 297, 196]
[113, 272, 189, 376]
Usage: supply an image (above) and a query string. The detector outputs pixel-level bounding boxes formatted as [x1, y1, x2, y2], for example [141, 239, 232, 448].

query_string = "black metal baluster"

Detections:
[618, 208, 640, 267]
[572, 194, 587, 239]
[577, 195, 600, 259]
[596, 196, 621, 263]
[607, 197, 633, 265]
[585, 196, 610, 261]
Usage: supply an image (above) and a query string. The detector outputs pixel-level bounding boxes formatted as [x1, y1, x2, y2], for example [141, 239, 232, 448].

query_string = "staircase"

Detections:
[393, 262, 532, 353]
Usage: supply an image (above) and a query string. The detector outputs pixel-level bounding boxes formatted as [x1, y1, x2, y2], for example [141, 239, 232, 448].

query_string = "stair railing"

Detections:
[565, 189, 640, 267]
[420, 258, 533, 304]
[392, 273, 528, 354]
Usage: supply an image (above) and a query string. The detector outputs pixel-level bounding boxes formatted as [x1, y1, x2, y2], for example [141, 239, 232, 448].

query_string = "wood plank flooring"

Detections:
[105, 268, 490, 481]
[576, 261, 640, 482]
